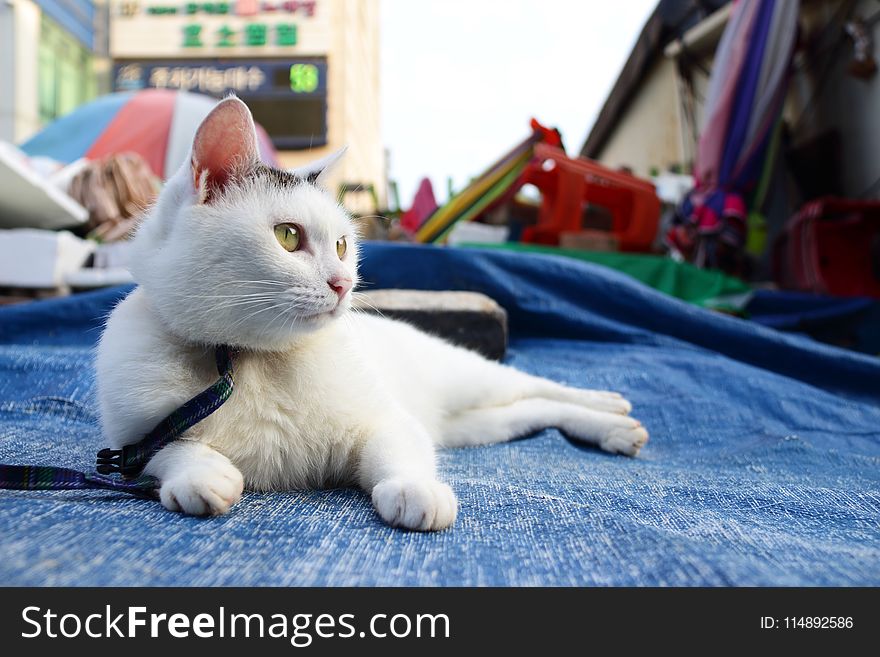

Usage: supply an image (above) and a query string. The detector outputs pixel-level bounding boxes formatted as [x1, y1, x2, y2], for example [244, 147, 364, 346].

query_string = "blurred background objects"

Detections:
[0, 0, 878, 353]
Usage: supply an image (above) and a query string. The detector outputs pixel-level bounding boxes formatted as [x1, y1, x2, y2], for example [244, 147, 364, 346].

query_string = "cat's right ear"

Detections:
[191, 97, 259, 203]
[289, 147, 347, 186]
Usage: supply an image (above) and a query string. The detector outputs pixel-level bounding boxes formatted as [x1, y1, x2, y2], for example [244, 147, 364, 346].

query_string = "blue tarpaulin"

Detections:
[1, 243, 878, 585]
[747, 290, 880, 355]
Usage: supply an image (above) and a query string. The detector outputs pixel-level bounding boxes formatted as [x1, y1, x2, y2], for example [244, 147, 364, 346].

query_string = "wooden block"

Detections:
[353, 289, 508, 360]
[559, 230, 619, 252]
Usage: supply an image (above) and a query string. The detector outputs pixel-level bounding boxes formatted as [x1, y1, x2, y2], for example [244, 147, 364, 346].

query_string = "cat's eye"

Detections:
[274, 223, 301, 252]
[336, 237, 347, 259]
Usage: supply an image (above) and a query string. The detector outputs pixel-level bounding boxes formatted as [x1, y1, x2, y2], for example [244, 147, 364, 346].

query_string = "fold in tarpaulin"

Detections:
[457, 245, 880, 353]
[747, 289, 880, 355]
[0, 244, 877, 586]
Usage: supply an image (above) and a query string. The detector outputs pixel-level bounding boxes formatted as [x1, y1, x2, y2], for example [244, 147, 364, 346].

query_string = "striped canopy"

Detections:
[20, 89, 278, 179]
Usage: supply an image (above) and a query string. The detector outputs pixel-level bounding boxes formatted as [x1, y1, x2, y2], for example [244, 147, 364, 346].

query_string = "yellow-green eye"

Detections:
[336, 236, 347, 259]
[274, 223, 300, 252]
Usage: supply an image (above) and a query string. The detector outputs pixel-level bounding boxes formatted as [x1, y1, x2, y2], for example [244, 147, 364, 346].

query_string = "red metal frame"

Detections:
[520, 144, 661, 252]
[774, 197, 880, 298]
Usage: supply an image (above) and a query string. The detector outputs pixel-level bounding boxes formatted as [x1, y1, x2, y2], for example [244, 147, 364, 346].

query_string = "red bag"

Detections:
[774, 197, 880, 298]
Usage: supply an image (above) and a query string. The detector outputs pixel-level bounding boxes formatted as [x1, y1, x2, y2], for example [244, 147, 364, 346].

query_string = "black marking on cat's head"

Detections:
[254, 164, 315, 189]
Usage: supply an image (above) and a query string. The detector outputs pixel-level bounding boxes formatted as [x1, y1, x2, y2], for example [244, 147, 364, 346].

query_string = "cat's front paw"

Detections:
[577, 390, 632, 415]
[599, 417, 649, 456]
[158, 458, 244, 517]
[371, 478, 458, 531]
[594, 392, 633, 415]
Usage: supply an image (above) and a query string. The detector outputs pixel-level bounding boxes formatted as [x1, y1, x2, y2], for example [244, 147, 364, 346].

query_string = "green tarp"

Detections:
[461, 243, 753, 311]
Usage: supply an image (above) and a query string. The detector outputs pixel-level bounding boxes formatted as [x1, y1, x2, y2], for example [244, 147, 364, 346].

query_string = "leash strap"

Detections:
[0, 466, 161, 496]
[0, 346, 235, 495]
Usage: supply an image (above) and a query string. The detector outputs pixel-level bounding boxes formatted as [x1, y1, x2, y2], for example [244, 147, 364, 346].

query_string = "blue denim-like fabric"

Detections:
[1, 243, 878, 586]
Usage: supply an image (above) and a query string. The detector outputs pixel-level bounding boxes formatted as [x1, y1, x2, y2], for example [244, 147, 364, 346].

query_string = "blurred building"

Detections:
[581, 0, 880, 200]
[0, 0, 108, 142]
[579, 0, 728, 178]
[109, 0, 384, 207]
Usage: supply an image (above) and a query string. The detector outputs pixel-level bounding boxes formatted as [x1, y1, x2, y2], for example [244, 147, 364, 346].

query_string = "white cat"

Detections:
[96, 97, 647, 531]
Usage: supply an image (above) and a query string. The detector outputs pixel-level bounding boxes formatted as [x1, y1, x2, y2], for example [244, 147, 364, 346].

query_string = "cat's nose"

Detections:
[328, 275, 352, 299]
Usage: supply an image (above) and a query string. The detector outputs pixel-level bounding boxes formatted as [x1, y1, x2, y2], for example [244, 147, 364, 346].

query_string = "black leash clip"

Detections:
[95, 445, 142, 477]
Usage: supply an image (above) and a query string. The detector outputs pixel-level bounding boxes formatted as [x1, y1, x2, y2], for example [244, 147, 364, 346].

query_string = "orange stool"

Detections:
[521, 144, 660, 252]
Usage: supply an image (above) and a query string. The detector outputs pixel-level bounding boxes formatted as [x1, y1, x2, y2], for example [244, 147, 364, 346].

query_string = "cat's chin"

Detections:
[310, 297, 352, 321]
[233, 305, 350, 351]
[150, 292, 351, 352]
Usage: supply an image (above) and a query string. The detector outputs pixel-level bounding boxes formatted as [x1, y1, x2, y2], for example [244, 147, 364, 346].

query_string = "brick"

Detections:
[352, 289, 508, 360]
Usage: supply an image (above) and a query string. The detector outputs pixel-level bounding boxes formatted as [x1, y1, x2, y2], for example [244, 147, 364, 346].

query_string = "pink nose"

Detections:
[328, 276, 352, 299]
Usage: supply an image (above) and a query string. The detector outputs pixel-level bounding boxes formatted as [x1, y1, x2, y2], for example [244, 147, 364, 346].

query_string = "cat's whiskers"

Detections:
[352, 276, 375, 290]
[351, 292, 384, 318]
[339, 310, 357, 336]
[194, 294, 278, 311]
[264, 300, 305, 332]
[192, 296, 280, 311]
[224, 292, 324, 335]
[251, 291, 320, 341]
[171, 281, 294, 298]
[189, 291, 285, 300]
[225, 300, 293, 334]
[222, 280, 292, 287]
[263, 302, 307, 340]
[208, 298, 280, 314]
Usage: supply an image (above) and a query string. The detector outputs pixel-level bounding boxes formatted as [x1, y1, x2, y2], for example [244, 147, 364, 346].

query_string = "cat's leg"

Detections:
[439, 398, 648, 456]
[442, 351, 632, 416]
[506, 371, 633, 415]
[144, 440, 244, 516]
[357, 413, 458, 531]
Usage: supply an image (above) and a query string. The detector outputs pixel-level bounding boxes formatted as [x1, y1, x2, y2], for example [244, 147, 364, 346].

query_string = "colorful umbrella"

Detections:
[19, 89, 278, 179]
[667, 0, 799, 274]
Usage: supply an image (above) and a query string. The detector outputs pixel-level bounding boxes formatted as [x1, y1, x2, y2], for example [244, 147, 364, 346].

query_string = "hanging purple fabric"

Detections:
[719, 0, 775, 186]
[669, 0, 799, 275]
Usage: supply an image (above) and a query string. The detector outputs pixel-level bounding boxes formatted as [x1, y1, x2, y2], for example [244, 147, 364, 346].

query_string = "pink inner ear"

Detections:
[191, 99, 259, 200]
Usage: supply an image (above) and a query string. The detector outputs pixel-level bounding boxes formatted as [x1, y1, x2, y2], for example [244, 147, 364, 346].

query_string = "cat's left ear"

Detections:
[191, 96, 260, 203]
[289, 147, 347, 186]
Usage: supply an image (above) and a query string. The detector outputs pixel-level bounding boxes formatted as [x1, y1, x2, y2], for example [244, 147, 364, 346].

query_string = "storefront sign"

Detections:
[118, 1, 317, 17]
[111, 0, 326, 57]
[114, 60, 326, 95]
[181, 21, 297, 48]
[113, 59, 329, 150]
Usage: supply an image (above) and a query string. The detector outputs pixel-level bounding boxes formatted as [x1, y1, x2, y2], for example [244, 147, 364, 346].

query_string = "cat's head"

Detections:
[129, 96, 358, 351]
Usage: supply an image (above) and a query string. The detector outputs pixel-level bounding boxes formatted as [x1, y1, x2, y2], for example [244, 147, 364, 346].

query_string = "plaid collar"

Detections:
[0, 346, 236, 496]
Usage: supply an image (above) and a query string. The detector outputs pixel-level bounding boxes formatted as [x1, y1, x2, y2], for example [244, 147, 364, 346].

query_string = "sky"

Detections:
[380, 0, 658, 207]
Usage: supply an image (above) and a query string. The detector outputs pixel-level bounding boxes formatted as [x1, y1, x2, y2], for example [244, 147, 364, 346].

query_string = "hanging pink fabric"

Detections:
[695, 0, 763, 189]
[669, 0, 800, 275]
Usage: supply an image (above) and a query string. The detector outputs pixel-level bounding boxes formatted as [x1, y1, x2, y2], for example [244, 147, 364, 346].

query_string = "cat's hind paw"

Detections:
[158, 459, 244, 517]
[372, 478, 458, 531]
[598, 417, 649, 456]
